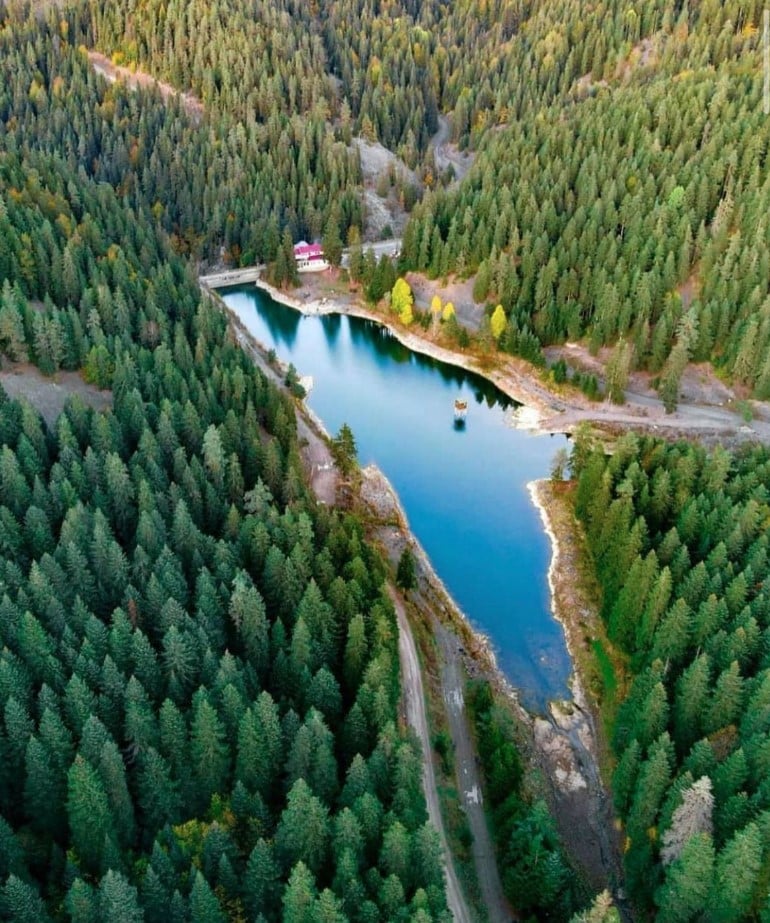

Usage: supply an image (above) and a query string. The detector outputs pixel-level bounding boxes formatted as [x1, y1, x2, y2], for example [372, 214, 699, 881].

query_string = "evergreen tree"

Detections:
[396, 548, 417, 591]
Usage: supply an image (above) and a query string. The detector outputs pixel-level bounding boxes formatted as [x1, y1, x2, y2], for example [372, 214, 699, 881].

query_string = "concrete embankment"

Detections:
[199, 267, 265, 288]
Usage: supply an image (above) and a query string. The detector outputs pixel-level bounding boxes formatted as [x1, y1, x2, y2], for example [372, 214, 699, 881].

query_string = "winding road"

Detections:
[391, 588, 475, 923]
[431, 116, 475, 183]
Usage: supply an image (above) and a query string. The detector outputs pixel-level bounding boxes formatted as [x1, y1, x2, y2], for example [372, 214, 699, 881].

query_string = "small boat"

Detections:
[454, 398, 467, 427]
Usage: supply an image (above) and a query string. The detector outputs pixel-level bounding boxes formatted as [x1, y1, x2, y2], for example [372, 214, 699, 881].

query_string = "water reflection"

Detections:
[322, 313, 342, 349]
[223, 285, 573, 713]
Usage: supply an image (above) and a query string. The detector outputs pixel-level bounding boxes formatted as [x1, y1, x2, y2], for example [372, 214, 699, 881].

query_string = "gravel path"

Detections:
[391, 588, 474, 923]
[88, 51, 204, 122]
[434, 621, 513, 923]
[431, 116, 475, 182]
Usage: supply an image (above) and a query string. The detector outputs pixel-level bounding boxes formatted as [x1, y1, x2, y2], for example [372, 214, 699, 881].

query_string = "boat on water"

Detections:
[454, 398, 467, 427]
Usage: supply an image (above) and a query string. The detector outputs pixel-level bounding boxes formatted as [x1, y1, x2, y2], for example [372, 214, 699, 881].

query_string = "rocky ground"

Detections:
[529, 480, 628, 910]
[353, 137, 418, 241]
[0, 362, 112, 426]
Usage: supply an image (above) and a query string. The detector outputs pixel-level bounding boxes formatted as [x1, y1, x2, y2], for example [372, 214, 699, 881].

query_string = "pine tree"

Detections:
[245, 839, 280, 918]
[67, 755, 116, 874]
[98, 871, 144, 923]
[660, 777, 714, 866]
[282, 862, 317, 923]
[1, 876, 52, 923]
[396, 547, 417, 591]
[276, 779, 330, 875]
[708, 823, 763, 922]
[188, 871, 226, 923]
[655, 833, 714, 923]
[190, 691, 229, 808]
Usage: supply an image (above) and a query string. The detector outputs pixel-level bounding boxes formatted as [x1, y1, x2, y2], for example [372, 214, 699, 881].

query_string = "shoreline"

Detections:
[360, 463, 524, 707]
[248, 275, 770, 446]
[526, 479, 626, 899]
[254, 278, 551, 431]
[528, 480, 590, 712]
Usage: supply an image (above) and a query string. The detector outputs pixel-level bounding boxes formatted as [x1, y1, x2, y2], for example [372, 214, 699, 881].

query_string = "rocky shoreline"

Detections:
[528, 480, 626, 901]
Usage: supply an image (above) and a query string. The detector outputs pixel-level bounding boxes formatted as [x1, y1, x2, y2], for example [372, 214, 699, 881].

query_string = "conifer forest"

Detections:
[2, 0, 770, 920]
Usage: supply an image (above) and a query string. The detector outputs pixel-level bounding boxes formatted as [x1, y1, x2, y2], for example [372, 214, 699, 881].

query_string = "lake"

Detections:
[223, 285, 572, 712]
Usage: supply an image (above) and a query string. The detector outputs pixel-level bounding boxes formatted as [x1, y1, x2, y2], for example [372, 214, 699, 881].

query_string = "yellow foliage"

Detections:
[172, 818, 208, 862]
[430, 295, 442, 314]
[442, 302, 455, 321]
[55, 213, 73, 239]
[391, 277, 413, 316]
[490, 304, 507, 340]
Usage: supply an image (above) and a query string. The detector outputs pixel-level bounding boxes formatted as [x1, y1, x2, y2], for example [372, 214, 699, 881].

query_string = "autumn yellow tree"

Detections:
[442, 302, 455, 322]
[491, 304, 507, 340]
[391, 278, 414, 324]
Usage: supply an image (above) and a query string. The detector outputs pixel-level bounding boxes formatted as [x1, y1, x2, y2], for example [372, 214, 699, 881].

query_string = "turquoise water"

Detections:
[223, 286, 572, 712]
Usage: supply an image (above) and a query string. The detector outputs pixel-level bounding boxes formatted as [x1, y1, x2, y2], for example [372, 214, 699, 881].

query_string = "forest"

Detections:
[75, 0, 770, 397]
[0, 6, 593, 922]
[4, 0, 770, 918]
[574, 431, 770, 920]
[0, 15, 453, 921]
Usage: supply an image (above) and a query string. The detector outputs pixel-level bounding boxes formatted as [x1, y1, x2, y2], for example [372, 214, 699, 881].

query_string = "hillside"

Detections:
[3, 0, 770, 920]
[0, 12, 450, 920]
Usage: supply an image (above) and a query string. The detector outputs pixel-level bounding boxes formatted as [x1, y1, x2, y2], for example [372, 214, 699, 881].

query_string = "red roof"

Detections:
[294, 243, 325, 259]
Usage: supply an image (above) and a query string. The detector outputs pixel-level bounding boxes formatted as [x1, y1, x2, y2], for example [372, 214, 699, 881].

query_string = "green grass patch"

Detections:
[592, 638, 617, 700]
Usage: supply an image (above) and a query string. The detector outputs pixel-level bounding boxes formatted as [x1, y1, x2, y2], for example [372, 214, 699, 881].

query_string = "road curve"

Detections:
[391, 588, 474, 923]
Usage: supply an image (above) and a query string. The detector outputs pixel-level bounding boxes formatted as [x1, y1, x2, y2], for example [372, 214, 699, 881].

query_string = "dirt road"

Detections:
[203, 285, 339, 504]
[431, 116, 475, 182]
[391, 588, 474, 923]
[434, 622, 513, 923]
[87, 51, 204, 121]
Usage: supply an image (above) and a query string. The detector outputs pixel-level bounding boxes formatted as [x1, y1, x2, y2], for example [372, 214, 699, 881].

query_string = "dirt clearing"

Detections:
[87, 51, 204, 122]
[406, 273, 483, 332]
[0, 363, 112, 427]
